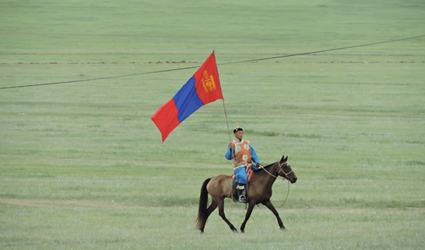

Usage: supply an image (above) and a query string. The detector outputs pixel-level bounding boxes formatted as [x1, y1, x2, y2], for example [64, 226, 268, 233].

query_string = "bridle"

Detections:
[278, 162, 293, 180]
[258, 161, 293, 180]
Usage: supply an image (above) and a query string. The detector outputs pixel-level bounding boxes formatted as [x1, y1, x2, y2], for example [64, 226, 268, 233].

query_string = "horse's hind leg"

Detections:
[216, 198, 238, 232]
[205, 199, 218, 218]
[199, 200, 218, 233]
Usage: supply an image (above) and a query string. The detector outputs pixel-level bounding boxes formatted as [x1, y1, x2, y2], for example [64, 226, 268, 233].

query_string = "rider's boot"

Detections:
[237, 184, 247, 203]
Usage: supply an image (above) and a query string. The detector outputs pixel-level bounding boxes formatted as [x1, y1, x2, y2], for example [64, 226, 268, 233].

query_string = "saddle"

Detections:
[229, 164, 254, 182]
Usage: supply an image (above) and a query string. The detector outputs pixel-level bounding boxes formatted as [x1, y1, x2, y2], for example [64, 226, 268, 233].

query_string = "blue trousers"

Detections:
[234, 167, 248, 184]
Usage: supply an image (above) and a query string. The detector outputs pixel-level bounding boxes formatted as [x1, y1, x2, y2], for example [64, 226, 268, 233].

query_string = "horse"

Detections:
[196, 155, 297, 233]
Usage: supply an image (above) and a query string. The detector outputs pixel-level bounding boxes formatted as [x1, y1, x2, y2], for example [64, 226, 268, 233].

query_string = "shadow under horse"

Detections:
[196, 155, 297, 233]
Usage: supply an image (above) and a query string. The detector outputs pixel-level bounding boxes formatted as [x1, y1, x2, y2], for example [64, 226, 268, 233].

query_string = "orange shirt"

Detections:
[229, 139, 252, 168]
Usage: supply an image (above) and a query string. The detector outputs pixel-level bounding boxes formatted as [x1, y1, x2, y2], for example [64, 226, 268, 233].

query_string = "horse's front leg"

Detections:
[240, 202, 256, 233]
[262, 199, 285, 230]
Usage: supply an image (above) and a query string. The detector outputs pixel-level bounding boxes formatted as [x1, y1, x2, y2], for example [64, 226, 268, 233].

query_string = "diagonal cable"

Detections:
[1, 34, 424, 90]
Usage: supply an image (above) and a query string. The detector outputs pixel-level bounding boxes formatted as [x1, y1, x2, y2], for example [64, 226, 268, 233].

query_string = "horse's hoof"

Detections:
[280, 227, 286, 231]
[232, 229, 238, 233]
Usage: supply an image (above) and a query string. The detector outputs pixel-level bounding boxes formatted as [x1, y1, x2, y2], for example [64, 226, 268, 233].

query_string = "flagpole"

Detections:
[222, 99, 232, 143]
[214, 51, 236, 168]
[213, 50, 232, 143]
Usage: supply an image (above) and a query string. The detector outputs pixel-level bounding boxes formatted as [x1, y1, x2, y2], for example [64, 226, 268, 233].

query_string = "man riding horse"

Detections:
[197, 125, 297, 233]
[225, 123, 261, 202]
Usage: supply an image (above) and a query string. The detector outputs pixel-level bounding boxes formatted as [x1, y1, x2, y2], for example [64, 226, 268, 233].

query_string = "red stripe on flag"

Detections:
[194, 52, 223, 104]
[151, 98, 181, 142]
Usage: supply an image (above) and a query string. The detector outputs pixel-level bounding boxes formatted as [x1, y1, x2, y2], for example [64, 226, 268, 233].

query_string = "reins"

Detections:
[257, 162, 292, 208]
[257, 161, 292, 179]
[278, 180, 291, 208]
[257, 163, 278, 178]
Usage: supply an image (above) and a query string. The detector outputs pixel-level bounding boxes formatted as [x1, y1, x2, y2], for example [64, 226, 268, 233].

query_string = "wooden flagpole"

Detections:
[213, 50, 233, 143]
[222, 99, 232, 143]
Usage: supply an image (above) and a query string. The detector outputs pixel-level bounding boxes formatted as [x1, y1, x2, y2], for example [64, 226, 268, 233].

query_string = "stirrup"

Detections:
[238, 194, 247, 203]
[237, 185, 247, 203]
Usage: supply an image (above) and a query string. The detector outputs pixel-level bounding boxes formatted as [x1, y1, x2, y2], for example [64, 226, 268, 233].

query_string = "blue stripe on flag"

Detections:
[173, 76, 205, 122]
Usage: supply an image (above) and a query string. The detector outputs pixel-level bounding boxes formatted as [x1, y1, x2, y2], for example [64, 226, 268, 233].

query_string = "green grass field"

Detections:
[1, 0, 424, 249]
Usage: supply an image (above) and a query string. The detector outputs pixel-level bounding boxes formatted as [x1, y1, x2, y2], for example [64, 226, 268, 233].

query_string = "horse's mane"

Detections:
[253, 162, 277, 172]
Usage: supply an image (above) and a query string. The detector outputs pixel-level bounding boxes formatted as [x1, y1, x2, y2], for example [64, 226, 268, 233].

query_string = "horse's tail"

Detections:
[195, 178, 211, 231]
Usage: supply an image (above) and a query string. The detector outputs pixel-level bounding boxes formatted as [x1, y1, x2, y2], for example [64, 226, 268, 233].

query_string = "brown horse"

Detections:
[196, 155, 297, 233]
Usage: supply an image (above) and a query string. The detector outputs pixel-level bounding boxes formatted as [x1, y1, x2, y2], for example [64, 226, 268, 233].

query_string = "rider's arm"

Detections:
[250, 145, 260, 164]
[225, 146, 234, 160]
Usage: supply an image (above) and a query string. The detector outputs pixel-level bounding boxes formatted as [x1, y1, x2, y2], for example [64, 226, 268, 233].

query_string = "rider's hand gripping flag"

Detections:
[151, 52, 223, 142]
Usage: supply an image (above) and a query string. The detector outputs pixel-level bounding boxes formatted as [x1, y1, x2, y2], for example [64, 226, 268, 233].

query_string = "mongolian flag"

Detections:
[151, 52, 223, 142]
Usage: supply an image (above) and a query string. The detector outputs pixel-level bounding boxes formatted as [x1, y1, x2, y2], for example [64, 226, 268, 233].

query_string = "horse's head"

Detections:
[278, 155, 297, 183]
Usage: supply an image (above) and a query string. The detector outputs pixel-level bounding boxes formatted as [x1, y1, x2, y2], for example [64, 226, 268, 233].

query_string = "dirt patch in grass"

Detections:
[0, 199, 161, 209]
